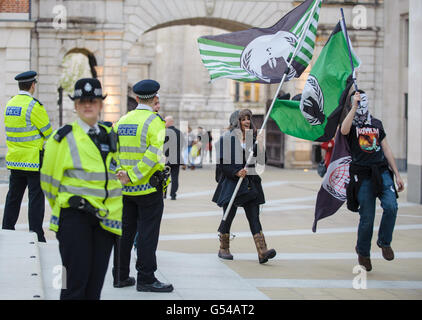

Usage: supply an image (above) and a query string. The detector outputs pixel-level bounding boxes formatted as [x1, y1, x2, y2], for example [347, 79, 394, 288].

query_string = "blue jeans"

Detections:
[356, 170, 398, 257]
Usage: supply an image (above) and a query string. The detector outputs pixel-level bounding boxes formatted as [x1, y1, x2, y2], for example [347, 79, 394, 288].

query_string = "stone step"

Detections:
[38, 239, 269, 300]
[0, 230, 44, 300]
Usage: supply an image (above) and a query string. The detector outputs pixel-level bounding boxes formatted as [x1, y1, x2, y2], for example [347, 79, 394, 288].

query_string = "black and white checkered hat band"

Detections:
[18, 76, 36, 83]
[73, 88, 103, 98]
[137, 92, 158, 99]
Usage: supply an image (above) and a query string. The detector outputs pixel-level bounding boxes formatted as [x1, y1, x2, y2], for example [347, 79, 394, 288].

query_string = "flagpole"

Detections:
[340, 8, 359, 92]
[221, 0, 321, 223]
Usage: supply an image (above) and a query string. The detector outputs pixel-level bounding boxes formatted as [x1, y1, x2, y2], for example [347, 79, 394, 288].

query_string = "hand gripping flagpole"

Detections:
[221, 0, 321, 224]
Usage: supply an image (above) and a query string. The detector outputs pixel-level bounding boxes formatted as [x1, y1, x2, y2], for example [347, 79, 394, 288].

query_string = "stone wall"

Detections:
[382, 0, 409, 171]
[407, 0, 422, 203]
[0, 0, 405, 171]
[0, 20, 33, 157]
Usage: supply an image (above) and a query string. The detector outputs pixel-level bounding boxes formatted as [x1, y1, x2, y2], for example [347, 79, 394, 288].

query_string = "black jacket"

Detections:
[212, 131, 265, 208]
[346, 162, 398, 212]
[164, 126, 185, 165]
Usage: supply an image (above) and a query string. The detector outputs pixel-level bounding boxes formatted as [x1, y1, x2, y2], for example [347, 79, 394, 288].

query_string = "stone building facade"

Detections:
[0, 0, 420, 202]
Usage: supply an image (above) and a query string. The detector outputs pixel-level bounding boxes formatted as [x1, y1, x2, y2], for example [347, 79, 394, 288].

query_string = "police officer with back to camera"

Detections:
[112, 79, 173, 293]
[40, 78, 123, 300]
[2, 71, 52, 243]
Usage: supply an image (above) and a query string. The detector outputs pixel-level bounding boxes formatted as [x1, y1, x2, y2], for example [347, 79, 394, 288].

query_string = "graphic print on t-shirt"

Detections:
[356, 127, 381, 153]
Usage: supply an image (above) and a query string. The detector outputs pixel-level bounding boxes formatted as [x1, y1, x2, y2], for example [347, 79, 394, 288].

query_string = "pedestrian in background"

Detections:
[164, 115, 186, 200]
[318, 138, 335, 177]
[186, 126, 196, 170]
[195, 126, 207, 168]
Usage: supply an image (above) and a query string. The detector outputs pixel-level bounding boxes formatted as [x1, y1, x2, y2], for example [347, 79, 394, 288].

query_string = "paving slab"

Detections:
[39, 242, 269, 300]
[1, 167, 422, 300]
[0, 230, 44, 300]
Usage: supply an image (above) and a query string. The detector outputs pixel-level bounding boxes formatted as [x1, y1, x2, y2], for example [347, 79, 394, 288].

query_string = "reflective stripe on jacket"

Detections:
[116, 109, 166, 196]
[4, 94, 52, 171]
[40, 121, 123, 236]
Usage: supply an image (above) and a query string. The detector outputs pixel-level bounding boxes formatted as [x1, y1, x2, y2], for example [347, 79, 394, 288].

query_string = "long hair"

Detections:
[236, 109, 257, 134]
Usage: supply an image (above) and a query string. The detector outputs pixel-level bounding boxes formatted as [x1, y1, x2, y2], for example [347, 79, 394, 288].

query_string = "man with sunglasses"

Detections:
[2, 71, 52, 242]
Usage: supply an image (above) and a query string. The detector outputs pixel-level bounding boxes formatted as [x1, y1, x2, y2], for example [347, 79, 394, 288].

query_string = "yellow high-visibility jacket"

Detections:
[40, 121, 123, 236]
[4, 93, 52, 171]
[116, 106, 166, 196]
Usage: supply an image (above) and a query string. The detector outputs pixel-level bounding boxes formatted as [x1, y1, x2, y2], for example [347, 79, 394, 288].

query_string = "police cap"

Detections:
[69, 78, 107, 101]
[133, 79, 160, 99]
[15, 71, 37, 83]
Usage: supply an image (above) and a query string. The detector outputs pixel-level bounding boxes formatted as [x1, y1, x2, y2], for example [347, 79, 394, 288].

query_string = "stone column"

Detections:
[0, 21, 33, 158]
[381, 0, 408, 171]
[407, 0, 422, 203]
[102, 38, 125, 123]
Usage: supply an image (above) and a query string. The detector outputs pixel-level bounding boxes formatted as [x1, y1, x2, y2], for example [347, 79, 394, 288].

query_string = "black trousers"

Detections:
[113, 191, 164, 284]
[57, 208, 115, 300]
[2, 169, 45, 242]
[218, 202, 262, 235]
[168, 164, 180, 198]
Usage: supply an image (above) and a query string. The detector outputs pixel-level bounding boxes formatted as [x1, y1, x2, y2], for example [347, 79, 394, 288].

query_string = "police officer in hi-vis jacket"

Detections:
[112, 79, 173, 293]
[3, 71, 52, 242]
[40, 78, 123, 300]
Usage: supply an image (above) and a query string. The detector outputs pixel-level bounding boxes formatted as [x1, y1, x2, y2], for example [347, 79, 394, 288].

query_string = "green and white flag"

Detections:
[197, 0, 322, 83]
[270, 20, 361, 141]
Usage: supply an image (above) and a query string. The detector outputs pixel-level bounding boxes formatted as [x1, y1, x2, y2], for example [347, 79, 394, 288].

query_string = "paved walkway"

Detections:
[1, 166, 422, 300]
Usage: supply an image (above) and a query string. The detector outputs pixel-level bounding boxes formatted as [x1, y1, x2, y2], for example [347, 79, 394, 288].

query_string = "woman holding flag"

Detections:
[212, 109, 276, 264]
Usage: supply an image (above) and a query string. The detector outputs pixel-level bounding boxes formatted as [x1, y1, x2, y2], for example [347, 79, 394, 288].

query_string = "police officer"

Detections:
[2, 71, 52, 242]
[113, 79, 173, 292]
[40, 78, 123, 300]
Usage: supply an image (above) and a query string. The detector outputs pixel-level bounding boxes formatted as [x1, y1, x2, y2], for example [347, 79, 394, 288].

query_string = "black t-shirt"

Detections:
[347, 117, 386, 166]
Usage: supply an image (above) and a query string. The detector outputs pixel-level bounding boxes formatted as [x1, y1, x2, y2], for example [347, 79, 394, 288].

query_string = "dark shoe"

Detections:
[355, 246, 372, 272]
[377, 241, 394, 261]
[218, 233, 234, 260]
[137, 280, 174, 293]
[171, 195, 176, 200]
[113, 277, 136, 288]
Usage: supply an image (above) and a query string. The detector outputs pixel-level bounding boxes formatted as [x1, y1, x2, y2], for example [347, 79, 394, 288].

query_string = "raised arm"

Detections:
[341, 92, 360, 136]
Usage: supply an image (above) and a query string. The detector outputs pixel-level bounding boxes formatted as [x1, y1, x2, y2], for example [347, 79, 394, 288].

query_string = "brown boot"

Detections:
[253, 231, 276, 264]
[377, 241, 394, 261]
[355, 246, 372, 271]
[218, 233, 233, 260]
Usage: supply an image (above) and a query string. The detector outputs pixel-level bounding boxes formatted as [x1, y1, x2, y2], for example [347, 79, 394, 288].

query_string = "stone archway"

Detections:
[121, 0, 292, 52]
[28, 0, 387, 169]
[33, 0, 297, 129]
[119, 0, 294, 131]
[57, 48, 99, 125]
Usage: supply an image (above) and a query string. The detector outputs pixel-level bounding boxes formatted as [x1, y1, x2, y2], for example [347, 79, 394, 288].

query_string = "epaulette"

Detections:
[32, 97, 43, 106]
[54, 124, 72, 142]
[99, 120, 113, 128]
[156, 113, 165, 122]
